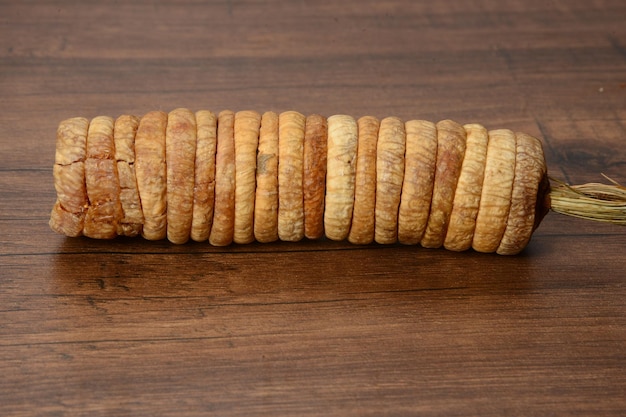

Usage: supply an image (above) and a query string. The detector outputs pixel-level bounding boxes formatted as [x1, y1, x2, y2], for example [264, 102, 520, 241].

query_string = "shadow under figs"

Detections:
[49, 233, 549, 305]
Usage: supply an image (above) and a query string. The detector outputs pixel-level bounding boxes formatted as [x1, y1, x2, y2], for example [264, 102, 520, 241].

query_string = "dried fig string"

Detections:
[49, 108, 625, 255]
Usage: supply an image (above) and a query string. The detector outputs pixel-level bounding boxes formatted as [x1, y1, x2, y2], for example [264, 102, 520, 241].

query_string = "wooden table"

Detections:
[1, 0, 625, 415]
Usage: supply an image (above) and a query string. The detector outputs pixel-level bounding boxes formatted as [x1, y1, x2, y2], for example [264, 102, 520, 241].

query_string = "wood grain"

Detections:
[1, 0, 625, 415]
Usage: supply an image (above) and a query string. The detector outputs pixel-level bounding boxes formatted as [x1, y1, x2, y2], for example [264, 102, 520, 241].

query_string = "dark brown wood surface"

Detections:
[1, 0, 625, 415]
